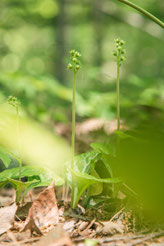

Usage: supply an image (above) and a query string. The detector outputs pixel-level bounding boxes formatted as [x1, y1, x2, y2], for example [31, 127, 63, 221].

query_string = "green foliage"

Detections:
[67, 149, 121, 208]
[0, 165, 64, 186]
[91, 142, 112, 155]
[0, 178, 40, 202]
[0, 146, 12, 168]
[0, 165, 64, 202]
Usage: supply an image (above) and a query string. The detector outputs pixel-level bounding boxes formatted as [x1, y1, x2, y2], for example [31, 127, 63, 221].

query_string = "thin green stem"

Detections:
[116, 57, 120, 131]
[117, 0, 164, 29]
[16, 107, 22, 181]
[71, 71, 76, 169]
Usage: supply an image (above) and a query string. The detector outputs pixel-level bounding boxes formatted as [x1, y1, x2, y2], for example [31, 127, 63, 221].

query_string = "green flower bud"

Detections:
[113, 51, 117, 57]
[68, 49, 81, 73]
[67, 63, 73, 69]
[121, 50, 125, 54]
[118, 46, 122, 52]
[76, 65, 80, 70]
[120, 40, 125, 46]
[75, 51, 81, 58]
[8, 96, 20, 107]
[72, 57, 77, 63]
[70, 50, 75, 56]
[120, 56, 125, 61]
[115, 38, 120, 44]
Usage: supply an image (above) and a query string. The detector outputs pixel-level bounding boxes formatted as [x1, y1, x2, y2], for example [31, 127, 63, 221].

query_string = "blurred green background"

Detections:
[0, 0, 163, 126]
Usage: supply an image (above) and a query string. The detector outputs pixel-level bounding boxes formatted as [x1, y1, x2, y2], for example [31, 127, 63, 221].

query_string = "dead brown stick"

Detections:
[127, 231, 164, 246]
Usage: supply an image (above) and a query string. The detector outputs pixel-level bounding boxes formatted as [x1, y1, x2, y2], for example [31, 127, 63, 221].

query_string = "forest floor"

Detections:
[0, 185, 164, 246]
[0, 119, 164, 246]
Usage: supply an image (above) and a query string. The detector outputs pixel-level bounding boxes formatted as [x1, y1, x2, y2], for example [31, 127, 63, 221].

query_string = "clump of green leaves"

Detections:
[67, 50, 81, 168]
[0, 165, 64, 202]
[113, 39, 126, 131]
[67, 144, 121, 208]
[8, 96, 22, 180]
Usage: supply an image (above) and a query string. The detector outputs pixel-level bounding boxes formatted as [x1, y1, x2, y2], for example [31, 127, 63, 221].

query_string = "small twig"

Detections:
[109, 207, 124, 222]
[100, 234, 145, 243]
[2, 237, 40, 245]
[127, 231, 164, 246]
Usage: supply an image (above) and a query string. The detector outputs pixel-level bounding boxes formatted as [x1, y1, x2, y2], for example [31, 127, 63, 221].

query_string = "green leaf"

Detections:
[73, 151, 100, 173]
[0, 178, 40, 202]
[114, 130, 132, 139]
[70, 168, 120, 208]
[0, 165, 64, 186]
[8, 178, 40, 201]
[67, 150, 121, 208]
[91, 142, 111, 155]
[88, 166, 103, 196]
[0, 146, 11, 168]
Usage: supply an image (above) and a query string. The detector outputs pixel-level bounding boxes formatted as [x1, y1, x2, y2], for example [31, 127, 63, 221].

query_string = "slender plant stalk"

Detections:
[65, 50, 81, 204]
[116, 56, 120, 131]
[71, 71, 76, 168]
[117, 0, 164, 29]
[8, 96, 22, 181]
[16, 106, 22, 181]
[113, 39, 126, 131]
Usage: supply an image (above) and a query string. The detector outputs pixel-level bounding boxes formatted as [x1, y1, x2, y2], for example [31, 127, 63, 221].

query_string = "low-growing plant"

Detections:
[0, 165, 64, 202]
[67, 50, 81, 168]
[113, 39, 126, 131]
[0, 96, 65, 202]
[67, 143, 121, 208]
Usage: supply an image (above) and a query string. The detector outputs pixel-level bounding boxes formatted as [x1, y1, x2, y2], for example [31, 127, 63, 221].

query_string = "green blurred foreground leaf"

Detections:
[0, 107, 71, 177]
[0, 146, 12, 168]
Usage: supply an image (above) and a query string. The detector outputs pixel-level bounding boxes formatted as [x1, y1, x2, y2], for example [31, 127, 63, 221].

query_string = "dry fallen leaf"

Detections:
[36, 224, 72, 246]
[63, 220, 76, 233]
[0, 187, 16, 206]
[22, 181, 59, 234]
[0, 203, 17, 235]
[96, 221, 124, 236]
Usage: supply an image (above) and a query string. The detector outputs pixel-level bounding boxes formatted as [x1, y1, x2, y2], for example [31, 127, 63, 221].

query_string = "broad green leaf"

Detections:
[7, 178, 40, 201]
[0, 165, 64, 186]
[73, 151, 99, 173]
[70, 168, 120, 208]
[88, 166, 103, 196]
[91, 142, 111, 155]
[114, 131, 132, 139]
[0, 178, 40, 202]
[0, 146, 11, 168]
[67, 150, 120, 208]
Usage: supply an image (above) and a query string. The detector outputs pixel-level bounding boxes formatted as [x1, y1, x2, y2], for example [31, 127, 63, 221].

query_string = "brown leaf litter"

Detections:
[22, 181, 59, 234]
[0, 183, 164, 246]
[36, 224, 72, 246]
[0, 187, 16, 207]
[0, 203, 17, 235]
